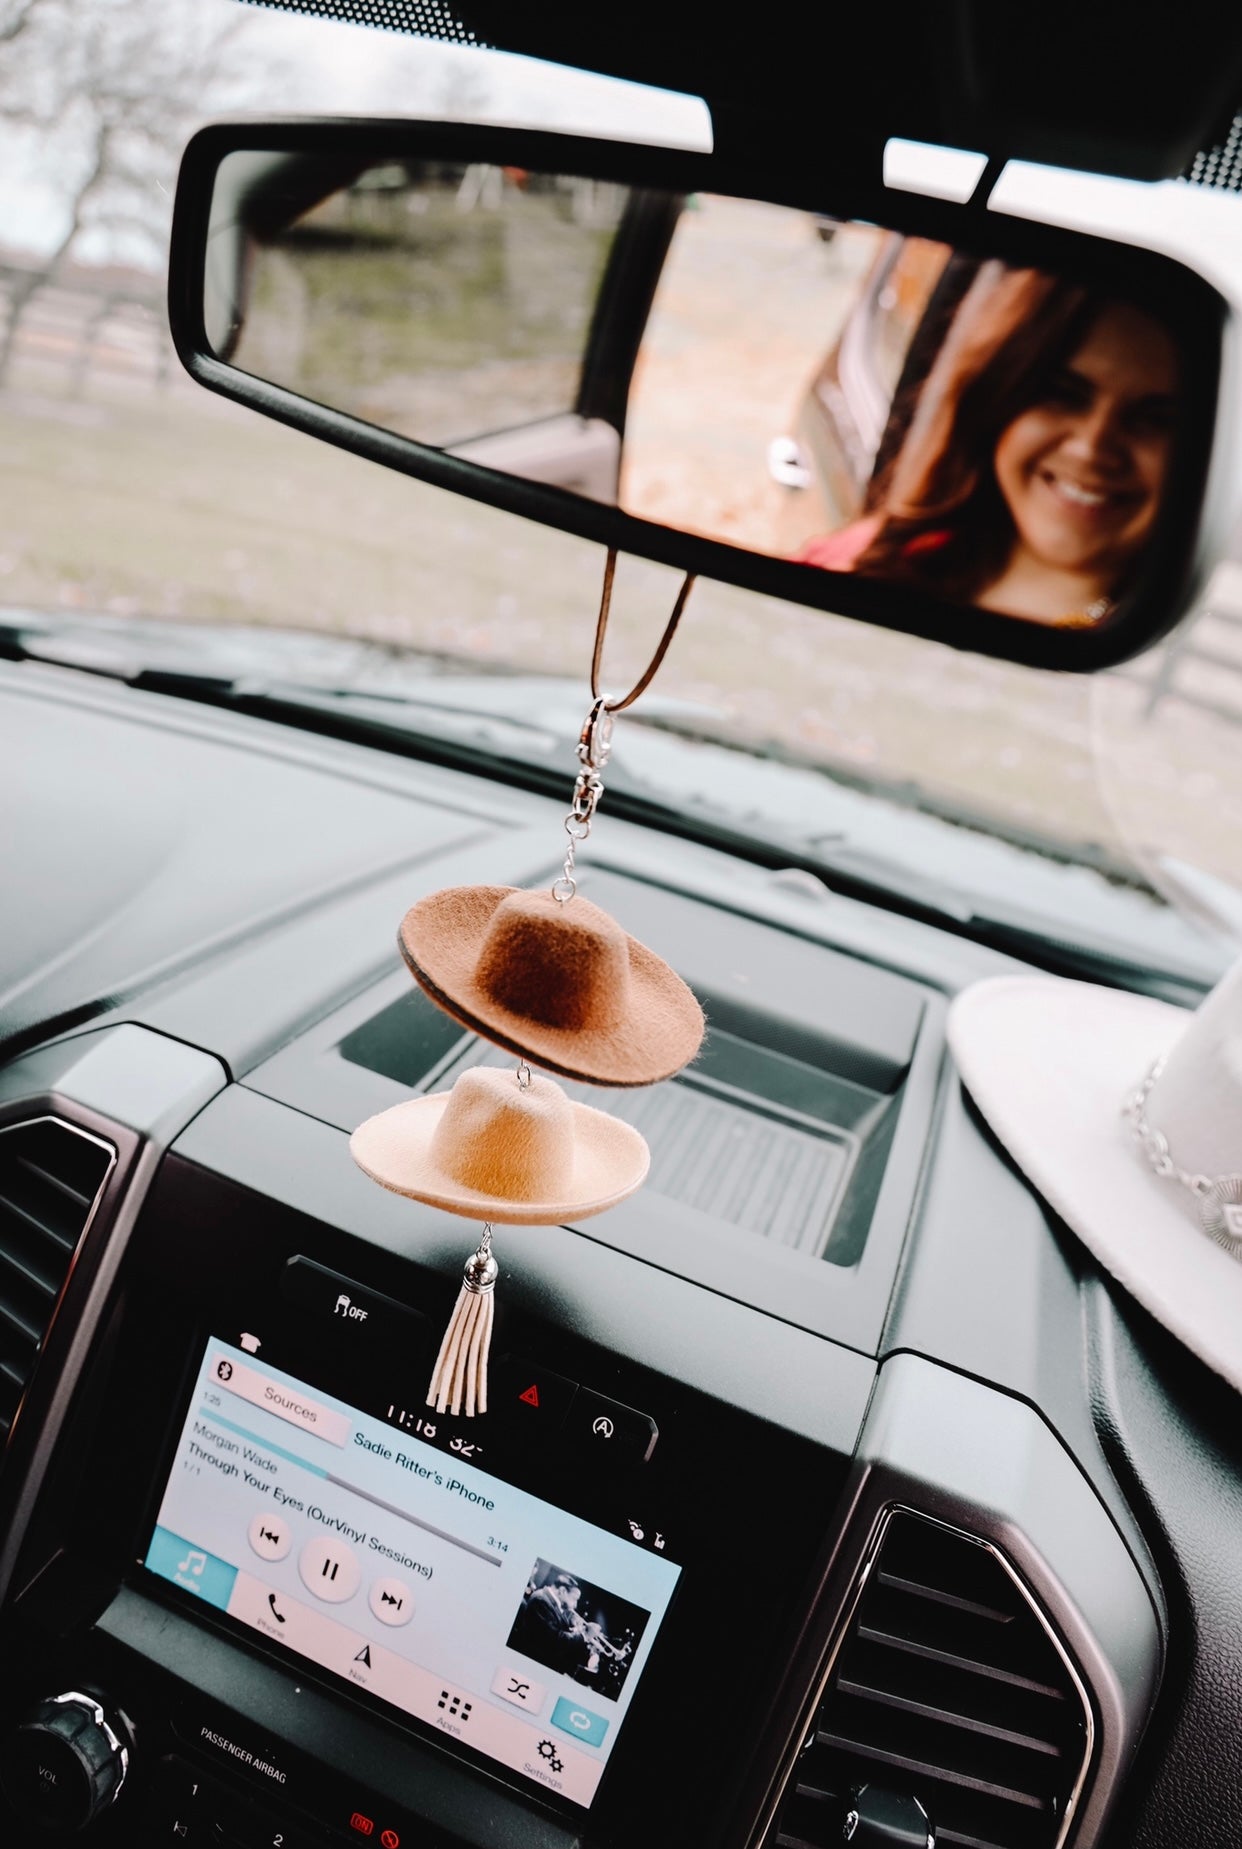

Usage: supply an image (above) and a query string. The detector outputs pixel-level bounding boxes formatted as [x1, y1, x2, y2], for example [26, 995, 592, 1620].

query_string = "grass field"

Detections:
[4, 358, 1242, 901]
[235, 177, 616, 446]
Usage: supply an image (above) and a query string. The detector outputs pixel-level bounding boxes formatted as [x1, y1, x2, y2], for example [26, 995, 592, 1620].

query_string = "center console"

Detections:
[0, 1140, 863, 1847]
[0, 863, 1165, 1849]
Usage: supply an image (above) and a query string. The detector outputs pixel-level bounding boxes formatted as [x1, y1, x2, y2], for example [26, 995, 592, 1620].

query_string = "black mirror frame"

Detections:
[169, 117, 1235, 673]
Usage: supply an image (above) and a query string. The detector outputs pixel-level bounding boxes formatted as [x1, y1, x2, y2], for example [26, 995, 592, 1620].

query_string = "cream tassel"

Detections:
[427, 1225, 498, 1418]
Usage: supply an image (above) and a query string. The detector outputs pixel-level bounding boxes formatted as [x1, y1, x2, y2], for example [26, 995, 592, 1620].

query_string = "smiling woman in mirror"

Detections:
[800, 262, 1180, 627]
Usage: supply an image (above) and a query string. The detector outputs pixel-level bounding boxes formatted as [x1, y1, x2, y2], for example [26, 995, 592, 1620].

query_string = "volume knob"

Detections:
[0, 1691, 129, 1832]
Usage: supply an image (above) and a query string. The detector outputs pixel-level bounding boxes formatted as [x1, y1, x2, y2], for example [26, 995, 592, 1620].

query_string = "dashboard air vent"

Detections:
[773, 1511, 1090, 1849]
[0, 1119, 114, 1444]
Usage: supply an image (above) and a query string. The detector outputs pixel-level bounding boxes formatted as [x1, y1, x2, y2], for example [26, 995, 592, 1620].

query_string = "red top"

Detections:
[797, 517, 954, 571]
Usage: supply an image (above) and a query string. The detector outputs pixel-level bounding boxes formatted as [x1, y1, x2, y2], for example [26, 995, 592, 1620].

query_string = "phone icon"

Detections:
[267, 1592, 287, 1624]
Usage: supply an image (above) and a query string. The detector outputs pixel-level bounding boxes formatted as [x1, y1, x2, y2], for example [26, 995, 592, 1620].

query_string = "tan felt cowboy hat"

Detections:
[398, 885, 704, 1087]
[350, 1064, 650, 1224]
[947, 956, 1242, 1394]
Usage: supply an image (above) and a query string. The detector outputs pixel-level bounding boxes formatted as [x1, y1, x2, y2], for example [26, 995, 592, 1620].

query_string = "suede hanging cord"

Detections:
[554, 551, 697, 905]
[589, 548, 697, 715]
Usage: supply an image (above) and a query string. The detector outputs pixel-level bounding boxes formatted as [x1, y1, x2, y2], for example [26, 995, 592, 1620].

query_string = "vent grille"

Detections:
[474, 1045, 855, 1250]
[773, 1512, 1090, 1849]
[0, 1119, 114, 1445]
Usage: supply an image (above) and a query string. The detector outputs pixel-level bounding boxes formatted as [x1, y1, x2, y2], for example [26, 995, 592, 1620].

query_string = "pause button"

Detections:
[298, 1537, 361, 1603]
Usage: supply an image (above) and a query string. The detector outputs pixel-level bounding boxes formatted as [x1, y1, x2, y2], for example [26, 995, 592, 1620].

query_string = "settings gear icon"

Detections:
[537, 1739, 564, 1774]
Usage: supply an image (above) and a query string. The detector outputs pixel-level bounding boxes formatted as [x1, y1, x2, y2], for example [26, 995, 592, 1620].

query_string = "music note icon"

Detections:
[177, 1549, 207, 1577]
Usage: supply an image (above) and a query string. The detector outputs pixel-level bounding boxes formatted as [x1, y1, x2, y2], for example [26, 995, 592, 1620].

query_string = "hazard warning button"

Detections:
[492, 1358, 578, 1431]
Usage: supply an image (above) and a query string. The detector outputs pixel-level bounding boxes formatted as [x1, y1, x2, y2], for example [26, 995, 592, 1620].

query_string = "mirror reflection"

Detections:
[207, 155, 1181, 631]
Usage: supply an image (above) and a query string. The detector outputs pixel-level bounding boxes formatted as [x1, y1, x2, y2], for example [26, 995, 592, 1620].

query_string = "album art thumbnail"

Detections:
[507, 1558, 651, 1701]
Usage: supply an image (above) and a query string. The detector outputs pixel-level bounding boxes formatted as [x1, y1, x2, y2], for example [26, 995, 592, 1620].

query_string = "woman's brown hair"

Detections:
[853, 262, 1105, 601]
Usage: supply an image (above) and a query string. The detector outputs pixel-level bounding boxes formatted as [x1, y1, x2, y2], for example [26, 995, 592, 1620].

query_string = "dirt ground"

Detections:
[619, 200, 878, 552]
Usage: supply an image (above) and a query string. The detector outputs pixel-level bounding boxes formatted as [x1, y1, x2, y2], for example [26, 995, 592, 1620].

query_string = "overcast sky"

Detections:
[1, 0, 1240, 304]
[223, 6, 712, 139]
[0, 0, 709, 259]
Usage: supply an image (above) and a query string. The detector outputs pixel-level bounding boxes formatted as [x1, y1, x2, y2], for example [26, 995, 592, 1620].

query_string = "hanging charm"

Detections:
[350, 1060, 651, 1414]
[393, 552, 705, 1086]
[427, 1224, 499, 1417]
[351, 548, 701, 1415]
[397, 882, 704, 1085]
[425, 1064, 528, 1416]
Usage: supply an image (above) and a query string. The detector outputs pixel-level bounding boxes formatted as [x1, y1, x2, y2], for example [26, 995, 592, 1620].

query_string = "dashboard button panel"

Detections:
[279, 1260, 431, 1361]
[489, 1357, 660, 1465]
[147, 1754, 405, 1849]
[563, 1389, 658, 1463]
[489, 1356, 578, 1430]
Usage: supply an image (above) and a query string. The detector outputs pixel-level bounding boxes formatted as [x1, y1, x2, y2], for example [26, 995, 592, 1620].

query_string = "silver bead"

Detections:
[463, 1250, 499, 1293]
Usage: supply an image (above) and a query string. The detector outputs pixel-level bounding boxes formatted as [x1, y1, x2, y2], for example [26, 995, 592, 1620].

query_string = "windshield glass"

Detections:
[2, 0, 1240, 980]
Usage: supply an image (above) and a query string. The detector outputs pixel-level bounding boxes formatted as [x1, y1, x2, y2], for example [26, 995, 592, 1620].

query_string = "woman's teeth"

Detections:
[1048, 477, 1109, 507]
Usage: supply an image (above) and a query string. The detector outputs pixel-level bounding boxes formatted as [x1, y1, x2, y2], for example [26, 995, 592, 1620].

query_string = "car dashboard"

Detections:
[0, 652, 1240, 1849]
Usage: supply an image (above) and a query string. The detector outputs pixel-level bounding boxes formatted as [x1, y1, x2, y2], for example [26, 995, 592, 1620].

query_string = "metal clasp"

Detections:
[577, 696, 614, 775]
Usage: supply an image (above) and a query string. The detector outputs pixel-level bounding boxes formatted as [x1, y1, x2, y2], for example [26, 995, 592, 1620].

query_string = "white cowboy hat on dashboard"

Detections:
[947, 955, 1242, 1394]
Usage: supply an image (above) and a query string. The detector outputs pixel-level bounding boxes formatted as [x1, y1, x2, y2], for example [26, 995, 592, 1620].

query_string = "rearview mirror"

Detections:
[170, 122, 1234, 670]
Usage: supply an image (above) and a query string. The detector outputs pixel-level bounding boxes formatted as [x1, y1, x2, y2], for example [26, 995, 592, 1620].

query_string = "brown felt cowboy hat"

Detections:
[350, 1064, 650, 1224]
[397, 885, 704, 1087]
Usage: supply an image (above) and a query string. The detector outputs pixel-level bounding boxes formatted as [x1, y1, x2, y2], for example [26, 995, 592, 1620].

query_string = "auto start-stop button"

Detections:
[279, 1259, 431, 1361]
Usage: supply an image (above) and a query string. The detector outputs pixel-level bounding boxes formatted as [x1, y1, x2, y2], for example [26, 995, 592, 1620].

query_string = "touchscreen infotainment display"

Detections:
[145, 1340, 681, 1808]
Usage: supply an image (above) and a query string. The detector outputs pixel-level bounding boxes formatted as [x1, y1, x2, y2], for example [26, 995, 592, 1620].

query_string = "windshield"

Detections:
[2, 0, 1241, 982]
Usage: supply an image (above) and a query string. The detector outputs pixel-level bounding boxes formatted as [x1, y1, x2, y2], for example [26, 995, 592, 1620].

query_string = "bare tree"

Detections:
[0, 0, 259, 385]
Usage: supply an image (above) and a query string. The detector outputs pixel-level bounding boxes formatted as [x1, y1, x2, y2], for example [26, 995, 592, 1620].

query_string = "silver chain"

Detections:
[552, 696, 614, 905]
[1122, 1056, 1213, 1199]
[1123, 1056, 1242, 1261]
